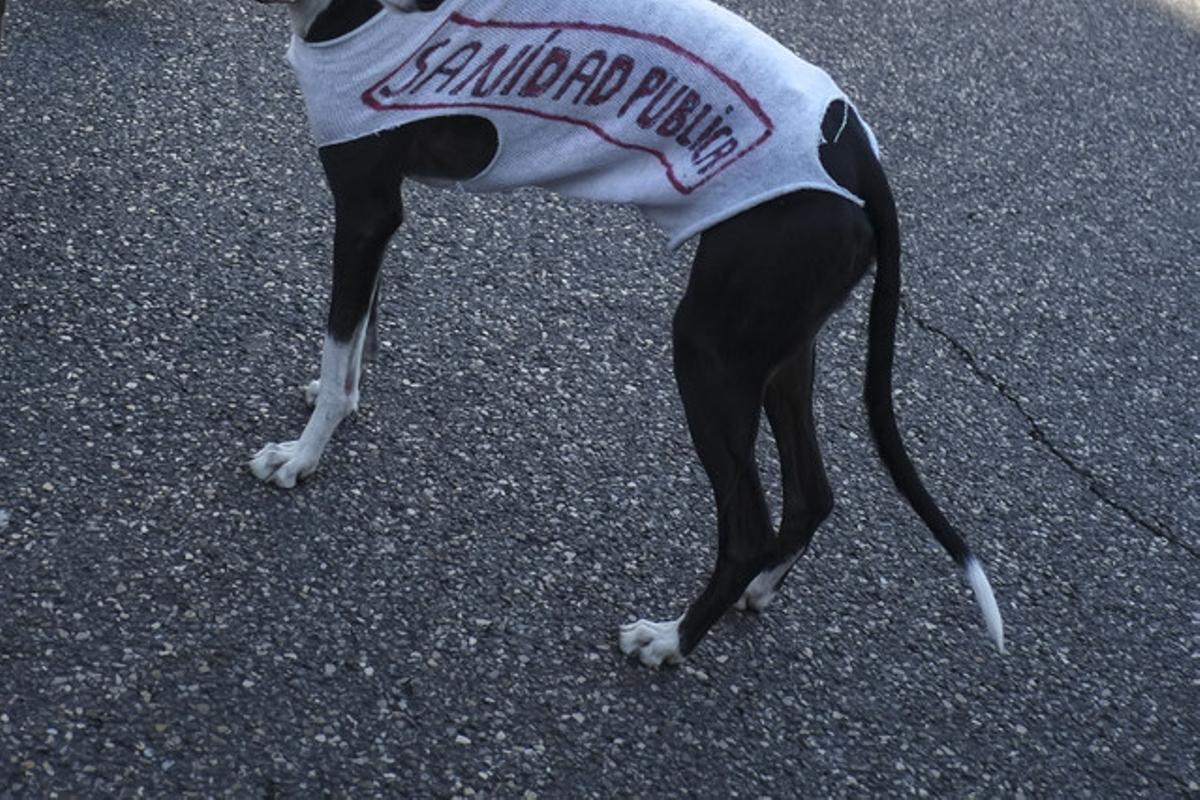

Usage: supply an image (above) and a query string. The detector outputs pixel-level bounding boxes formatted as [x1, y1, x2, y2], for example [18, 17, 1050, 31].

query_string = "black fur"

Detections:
[307, 0, 382, 41]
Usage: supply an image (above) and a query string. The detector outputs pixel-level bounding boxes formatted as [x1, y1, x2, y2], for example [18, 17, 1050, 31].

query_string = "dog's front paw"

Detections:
[249, 441, 320, 488]
[619, 617, 684, 668]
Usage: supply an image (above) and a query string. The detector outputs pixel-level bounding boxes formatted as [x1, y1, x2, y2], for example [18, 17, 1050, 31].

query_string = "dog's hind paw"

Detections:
[249, 441, 320, 489]
[735, 556, 801, 613]
[619, 617, 684, 668]
[734, 572, 781, 613]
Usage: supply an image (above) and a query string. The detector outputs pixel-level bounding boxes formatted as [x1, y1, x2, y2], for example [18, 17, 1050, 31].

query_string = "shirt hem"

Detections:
[664, 182, 867, 251]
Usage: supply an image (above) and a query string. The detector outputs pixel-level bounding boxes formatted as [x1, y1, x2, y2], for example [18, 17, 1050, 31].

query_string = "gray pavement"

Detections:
[1, 0, 1197, 795]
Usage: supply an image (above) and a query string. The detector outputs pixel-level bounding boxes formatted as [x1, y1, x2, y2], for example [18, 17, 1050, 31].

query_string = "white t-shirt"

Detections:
[286, 0, 876, 249]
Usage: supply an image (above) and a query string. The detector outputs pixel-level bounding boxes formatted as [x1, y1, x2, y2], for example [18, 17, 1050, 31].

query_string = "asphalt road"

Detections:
[1, 0, 1197, 796]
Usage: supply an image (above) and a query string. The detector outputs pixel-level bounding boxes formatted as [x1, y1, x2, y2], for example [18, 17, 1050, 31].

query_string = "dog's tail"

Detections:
[857, 128, 1005, 653]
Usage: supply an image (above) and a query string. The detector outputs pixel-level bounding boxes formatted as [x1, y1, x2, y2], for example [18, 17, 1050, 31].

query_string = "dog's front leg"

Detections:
[251, 140, 404, 488]
[302, 279, 384, 407]
[249, 226, 393, 487]
[251, 329, 368, 488]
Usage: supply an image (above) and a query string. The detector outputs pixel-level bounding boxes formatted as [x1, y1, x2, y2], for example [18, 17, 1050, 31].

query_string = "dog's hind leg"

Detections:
[736, 345, 833, 612]
[251, 134, 405, 488]
[620, 291, 777, 667]
[620, 190, 874, 666]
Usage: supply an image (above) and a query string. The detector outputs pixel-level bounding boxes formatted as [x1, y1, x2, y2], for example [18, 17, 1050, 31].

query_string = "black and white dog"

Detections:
[250, 0, 1004, 666]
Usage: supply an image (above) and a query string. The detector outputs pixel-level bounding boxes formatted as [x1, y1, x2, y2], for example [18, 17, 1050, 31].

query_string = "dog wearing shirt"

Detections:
[250, 0, 1005, 667]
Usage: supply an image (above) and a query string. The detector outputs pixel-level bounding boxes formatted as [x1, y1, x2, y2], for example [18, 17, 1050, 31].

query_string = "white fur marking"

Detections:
[735, 554, 801, 612]
[303, 379, 322, 408]
[964, 556, 1005, 653]
[250, 323, 368, 488]
[619, 616, 685, 668]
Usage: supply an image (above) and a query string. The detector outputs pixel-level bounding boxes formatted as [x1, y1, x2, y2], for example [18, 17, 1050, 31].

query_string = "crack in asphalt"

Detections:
[899, 298, 1200, 561]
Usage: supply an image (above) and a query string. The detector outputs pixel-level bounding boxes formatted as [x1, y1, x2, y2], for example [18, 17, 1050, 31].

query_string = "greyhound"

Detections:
[249, 0, 1004, 666]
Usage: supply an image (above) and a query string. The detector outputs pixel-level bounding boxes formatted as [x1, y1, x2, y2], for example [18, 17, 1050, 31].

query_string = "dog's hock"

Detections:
[619, 617, 685, 668]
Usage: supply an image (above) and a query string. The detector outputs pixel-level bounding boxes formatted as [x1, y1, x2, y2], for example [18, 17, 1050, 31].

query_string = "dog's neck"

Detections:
[288, 0, 383, 41]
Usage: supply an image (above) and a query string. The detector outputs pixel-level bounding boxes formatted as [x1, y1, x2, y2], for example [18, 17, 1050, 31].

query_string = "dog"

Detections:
[249, 0, 1004, 666]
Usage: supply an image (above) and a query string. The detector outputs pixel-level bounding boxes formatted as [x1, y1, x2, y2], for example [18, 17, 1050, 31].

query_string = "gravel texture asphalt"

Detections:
[1, 0, 1197, 796]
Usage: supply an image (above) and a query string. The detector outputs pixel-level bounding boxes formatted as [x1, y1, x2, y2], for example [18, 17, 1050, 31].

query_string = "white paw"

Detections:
[249, 440, 321, 488]
[735, 556, 801, 613]
[619, 617, 684, 668]
[734, 573, 779, 613]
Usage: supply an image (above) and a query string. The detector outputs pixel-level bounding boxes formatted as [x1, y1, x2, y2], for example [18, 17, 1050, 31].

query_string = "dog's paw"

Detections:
[735, 558, 800, 613]
[734, 573, 779, 613]
[249, 441, 320, 488]
[619, 617, 684, 668]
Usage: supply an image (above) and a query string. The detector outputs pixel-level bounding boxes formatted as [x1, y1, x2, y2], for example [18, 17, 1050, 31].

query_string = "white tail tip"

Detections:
[964, 556, 1005, 653]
